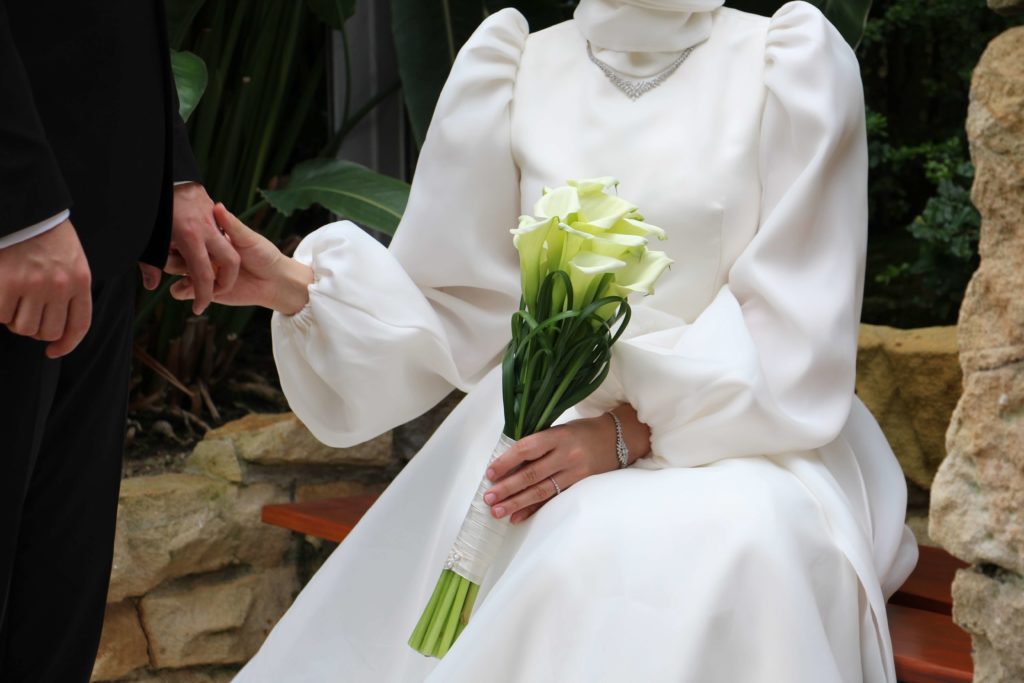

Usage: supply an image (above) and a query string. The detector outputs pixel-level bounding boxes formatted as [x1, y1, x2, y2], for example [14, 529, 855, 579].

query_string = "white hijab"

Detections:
[574, 0, 725, 53]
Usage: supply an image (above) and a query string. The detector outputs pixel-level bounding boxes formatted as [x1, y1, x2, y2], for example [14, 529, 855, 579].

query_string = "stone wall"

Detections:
[90, 414, 396, 682]
[929, 25, 1024, 683]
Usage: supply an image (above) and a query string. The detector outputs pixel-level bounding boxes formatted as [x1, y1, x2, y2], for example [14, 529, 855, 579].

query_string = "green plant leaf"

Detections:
[171, 50, 208, 122]
[306, 0, 358, 30]
[165, 0, 208, 50]
[390, 0, 485, 147]
[724, 0, 872, 48]
[262, 158, 411, 235]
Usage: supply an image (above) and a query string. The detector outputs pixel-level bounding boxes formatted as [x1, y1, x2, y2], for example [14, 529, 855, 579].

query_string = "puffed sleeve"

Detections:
[610, 2, 868, 468]
[271, 9, 528, 447]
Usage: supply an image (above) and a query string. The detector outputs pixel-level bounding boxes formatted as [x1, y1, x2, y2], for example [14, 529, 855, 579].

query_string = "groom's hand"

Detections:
[0, 219, 93, 358]
[141, 182, 240, 315]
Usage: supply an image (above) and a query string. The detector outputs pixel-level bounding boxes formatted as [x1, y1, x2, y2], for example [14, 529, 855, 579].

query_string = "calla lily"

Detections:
[511, 215, 557, 312]
[577, 192, 637, 230]
[611, 249, 674, 296]
[568, 177, 619, 195]
[533, 186, 581, 220]
[568, 251, 626, 311]
[577, 228, 648, 261]
[609, 216, 667, 240]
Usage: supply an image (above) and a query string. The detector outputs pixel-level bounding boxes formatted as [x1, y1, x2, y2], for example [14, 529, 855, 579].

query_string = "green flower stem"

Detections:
[419, 570, 455, 655]
[437, 574, 470, 656]
[408, 569, 449, 651]
[422, 569, 461, 656]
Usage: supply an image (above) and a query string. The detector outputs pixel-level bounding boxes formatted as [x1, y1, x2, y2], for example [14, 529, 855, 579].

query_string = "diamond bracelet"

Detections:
[608, 411, 630, 469]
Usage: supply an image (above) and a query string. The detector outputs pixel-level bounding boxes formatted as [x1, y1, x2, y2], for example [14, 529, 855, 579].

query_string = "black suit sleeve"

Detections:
[0, 2, 72, 237]
[170, 81, 201, 184]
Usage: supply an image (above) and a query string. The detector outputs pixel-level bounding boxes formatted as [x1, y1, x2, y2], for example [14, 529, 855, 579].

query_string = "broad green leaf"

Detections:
[262, 159, 411, 235]
[170, 50, 208, 122]
[725, 0, 871, 48]
[390, 0, 485, 147]
[306, 0, 358, 30]
[165, 0, 208, 50]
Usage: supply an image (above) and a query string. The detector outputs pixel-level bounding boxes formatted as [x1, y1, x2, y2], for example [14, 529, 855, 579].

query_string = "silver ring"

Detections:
[549, 476, 562, 496]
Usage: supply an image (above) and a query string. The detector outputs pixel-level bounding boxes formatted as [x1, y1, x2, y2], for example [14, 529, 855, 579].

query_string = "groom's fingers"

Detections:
[46, 293, 91, 359]
[9, 296, 43, 337]
[35, 302, 69, 342]
[176, 235, 215, 315]
[139, 263, 161, 290]
[170, 276, 195, 301]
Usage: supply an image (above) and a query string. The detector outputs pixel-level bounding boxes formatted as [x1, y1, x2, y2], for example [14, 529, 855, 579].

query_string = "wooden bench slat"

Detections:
[261, 493, 380, 543]
[888, 603, 973, 683]
[890, 545, 967, 616]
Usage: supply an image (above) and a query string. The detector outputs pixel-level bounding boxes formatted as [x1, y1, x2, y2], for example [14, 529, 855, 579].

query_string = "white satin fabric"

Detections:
[238, 2, 918, 681]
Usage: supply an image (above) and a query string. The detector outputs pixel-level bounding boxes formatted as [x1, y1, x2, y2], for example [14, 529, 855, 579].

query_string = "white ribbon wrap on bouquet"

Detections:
[446, 433, 516, 584]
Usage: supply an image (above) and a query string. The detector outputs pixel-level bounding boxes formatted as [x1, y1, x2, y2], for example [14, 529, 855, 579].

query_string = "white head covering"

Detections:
[574, 0, 725, 53]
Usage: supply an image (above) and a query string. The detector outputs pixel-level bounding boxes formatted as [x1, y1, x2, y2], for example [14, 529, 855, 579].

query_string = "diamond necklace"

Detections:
[586, 41, 694, 101]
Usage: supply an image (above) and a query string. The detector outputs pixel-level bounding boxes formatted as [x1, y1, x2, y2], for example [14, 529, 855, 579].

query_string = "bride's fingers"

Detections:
[485, 452, 560, 506]
[510, 502, 543, 525]
[486, 429, 559, 482]
[489, 473, 565, 520]
[213, 203, 261, 250]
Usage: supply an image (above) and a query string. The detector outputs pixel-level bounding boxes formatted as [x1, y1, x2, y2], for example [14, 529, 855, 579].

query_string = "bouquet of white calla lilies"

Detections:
[408, 179, 672, 659]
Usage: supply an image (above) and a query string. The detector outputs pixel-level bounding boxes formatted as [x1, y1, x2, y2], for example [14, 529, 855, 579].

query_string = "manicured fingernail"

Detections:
[486, 468, 496, 480]
[484, 492, 495, 505]
[493, 506, 506, 518]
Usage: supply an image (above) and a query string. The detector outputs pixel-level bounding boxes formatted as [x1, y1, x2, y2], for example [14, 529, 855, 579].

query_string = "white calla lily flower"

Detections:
[610, 217, 668, 240]
[568, 177, 619, 195]
[568, 251, 626, 310]
[533, 186, 581, 220]
[511, 216, 557, 311]
[612, 249, 674, 296]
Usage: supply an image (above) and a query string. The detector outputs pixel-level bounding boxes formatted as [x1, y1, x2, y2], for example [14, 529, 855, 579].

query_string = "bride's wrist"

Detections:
[271, 257, 314, 315]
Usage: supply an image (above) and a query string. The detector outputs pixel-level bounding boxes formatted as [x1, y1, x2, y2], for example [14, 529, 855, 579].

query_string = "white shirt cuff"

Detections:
[0, 209, 70, 250]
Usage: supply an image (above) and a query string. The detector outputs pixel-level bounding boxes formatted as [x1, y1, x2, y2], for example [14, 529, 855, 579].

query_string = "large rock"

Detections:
[130, 667, 237, 683]
[139, 567, 297, 669]
[91, 601, 149, 681]
[931, 26, 1024, 682]
[931, 365, 1024, 573]
[952, 568, 1024, 681]
[109, 475, 290, 602]
[193, 412, 393, 468]
[856, 324, 961, 489]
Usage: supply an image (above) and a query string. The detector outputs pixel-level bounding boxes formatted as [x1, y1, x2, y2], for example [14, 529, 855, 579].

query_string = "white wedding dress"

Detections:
[235, 1, 919, 680]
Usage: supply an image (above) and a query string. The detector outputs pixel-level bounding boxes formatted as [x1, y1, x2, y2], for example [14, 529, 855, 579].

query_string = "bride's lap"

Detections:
[435, 456, 863, 682]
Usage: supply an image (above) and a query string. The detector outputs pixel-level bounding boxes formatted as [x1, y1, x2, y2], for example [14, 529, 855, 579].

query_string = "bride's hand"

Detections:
[484, 405, 651, 524]
[168, 203, 313, 314]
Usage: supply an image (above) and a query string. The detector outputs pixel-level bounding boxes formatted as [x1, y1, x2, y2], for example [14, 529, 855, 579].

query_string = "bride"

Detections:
[171, 0, 919, 680]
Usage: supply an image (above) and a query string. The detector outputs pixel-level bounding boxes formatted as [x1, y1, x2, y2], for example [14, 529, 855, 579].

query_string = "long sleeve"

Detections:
[0, 3, 72, 237]
[272, 9, 529, 447]
[610, 2, 868, 468]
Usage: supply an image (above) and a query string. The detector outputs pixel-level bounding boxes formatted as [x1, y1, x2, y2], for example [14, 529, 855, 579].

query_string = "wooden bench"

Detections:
[262, 496, 974, 681]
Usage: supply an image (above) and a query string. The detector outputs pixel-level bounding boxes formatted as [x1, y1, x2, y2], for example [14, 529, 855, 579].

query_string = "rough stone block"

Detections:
[952, 567, 1024, 682]
[856, 324, 961, 489]
[109, 475, 290, 601]
[930, 365, 1024, 574]
[130, 667, 238, 683]
[90, 600, 149, 681]
[140, 567, 297, 669]
[199, 412, 393, 468]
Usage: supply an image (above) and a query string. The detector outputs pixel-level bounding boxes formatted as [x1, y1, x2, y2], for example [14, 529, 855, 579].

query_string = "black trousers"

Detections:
[0, 269, 135, 682]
